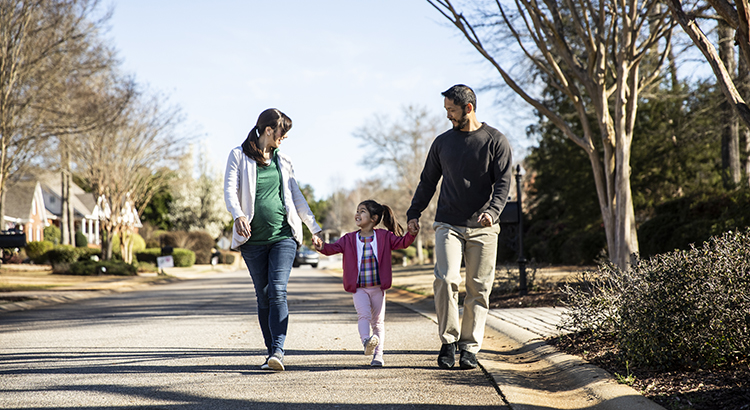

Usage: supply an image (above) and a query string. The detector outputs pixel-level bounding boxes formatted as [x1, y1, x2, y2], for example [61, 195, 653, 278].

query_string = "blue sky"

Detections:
[105, 0, 533, 199]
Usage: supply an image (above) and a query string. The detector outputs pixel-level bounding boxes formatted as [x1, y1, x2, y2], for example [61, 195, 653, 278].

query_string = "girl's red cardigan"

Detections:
[318, 229, 416, 293]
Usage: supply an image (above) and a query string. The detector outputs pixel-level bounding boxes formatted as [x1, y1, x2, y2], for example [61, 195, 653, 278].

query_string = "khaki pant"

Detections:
[433, 222, 499, 354]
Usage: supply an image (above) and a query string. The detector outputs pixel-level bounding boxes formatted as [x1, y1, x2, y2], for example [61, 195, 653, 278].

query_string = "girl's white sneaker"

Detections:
[363, 335, 379, 355]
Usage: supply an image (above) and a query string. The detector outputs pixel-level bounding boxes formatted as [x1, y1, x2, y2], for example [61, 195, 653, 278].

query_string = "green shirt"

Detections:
[248, 150, 292, 245]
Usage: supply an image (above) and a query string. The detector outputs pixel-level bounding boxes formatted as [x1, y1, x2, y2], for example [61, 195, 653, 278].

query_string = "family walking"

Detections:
[223, 84, 513, 372]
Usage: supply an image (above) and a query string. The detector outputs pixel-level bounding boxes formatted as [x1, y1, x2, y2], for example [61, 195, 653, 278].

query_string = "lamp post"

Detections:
[516, 165, 528, 296]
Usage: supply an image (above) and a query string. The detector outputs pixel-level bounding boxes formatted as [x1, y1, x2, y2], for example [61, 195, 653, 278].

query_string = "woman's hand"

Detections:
[311, 233, 323, 251]
[235, 216, 251, 237]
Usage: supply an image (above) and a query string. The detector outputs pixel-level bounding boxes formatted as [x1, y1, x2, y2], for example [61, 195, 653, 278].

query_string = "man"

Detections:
[407, 84, 513, 369]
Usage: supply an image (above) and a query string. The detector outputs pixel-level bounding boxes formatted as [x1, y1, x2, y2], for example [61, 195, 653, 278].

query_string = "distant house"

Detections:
[3, 173, 101, 245]
[3, 177, 48, 242]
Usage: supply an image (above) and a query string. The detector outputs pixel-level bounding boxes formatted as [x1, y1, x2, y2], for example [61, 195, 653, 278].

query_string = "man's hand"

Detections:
[407, 219, 420, 236]
[235, 216, 251, 237]
[477, 213, 493, 227]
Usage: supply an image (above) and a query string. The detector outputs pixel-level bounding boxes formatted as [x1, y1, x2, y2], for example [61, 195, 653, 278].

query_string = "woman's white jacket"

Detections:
[224, 146, 322, 251]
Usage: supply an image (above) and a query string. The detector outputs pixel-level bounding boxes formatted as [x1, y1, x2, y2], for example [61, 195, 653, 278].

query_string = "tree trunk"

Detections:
[739, 48, 750, 187]
[719, 20, 742, 188]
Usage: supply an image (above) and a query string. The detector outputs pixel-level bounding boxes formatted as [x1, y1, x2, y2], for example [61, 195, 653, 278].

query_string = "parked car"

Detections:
[293, 245, 319, 268]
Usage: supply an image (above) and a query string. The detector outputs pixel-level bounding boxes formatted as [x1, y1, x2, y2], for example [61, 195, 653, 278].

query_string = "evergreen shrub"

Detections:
[46, 245, 82, 265]
[75, 231, 88, 247]
[172, 248, 195, 267]
[43, 225, 61, 244]
[135, 248, 161, 264]
[25, 241, 54, 263]
[563, 229, 750, 370]
[68, 260, 137, 276]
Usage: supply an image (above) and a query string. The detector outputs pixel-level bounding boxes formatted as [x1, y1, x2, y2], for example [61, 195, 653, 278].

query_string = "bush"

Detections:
[111, 233, 146, 258]
[46, 245, 81, 265]
[25, 241, 54, 263]
[563, 228, 750, 370]
[68, 260, 138, 276]
[218, 250, 236, 265]
[134, 248, 162, 264]
[187, 231, 215, 264]
[75, 231, 88, 247]
[44, 225, 61, 245]
[76, 247, 102, 261]
[172, 248, 195, 267]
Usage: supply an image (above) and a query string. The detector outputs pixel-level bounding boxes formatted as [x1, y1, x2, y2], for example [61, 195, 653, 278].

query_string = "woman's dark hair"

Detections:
[241, 108, 292, 166]
[359, 200, 404, 236]
[442, 84, 477, 111]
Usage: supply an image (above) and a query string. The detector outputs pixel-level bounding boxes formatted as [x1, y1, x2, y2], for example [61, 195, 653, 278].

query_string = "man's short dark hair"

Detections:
[442, 84, 477, 111]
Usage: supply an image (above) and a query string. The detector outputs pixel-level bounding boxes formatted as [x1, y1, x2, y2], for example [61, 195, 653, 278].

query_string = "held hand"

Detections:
[311, 233, 323, 251]
[407, 219, 420, 236]
[477, 213, 493, 227]
[407, 219, 420, 235]
[235, 216, 251, 238]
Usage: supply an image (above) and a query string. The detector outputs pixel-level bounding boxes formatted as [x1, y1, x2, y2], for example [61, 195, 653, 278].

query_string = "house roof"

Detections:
[36, 172, 96, 219]
[4, 179, 39, 221]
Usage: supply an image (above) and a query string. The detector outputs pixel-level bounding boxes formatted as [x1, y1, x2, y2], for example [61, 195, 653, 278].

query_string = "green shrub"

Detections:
[172, 248, 195, 267]
[43, 225, 61, 245]
[563, 228, 750, 370]
[74, 231, 88, 247]
[76, 247, 102, 261]
[46, 245, 82, 265]
[25, 241, 54, 263]
[105, 232, 146, 259]
[68, 260, 138, 276]
[134, 248, 162, 264]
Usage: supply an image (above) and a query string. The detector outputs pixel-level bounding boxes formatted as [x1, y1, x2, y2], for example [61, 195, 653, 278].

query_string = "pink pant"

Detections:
[352, 287, 385, 357]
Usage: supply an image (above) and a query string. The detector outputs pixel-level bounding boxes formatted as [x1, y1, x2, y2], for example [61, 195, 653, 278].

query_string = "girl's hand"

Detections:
[235, 216, 251, 237]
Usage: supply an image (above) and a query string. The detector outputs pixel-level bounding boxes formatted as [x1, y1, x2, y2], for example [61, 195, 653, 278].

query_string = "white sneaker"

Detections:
[267, 352, 285, 371]
[260, 358, 271, 370]
[371, 357, 384, 367]
[363, 335, 379, 356]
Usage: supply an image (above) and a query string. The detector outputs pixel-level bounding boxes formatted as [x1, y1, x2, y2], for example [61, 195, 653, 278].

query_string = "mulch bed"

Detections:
[492, 291, 750, 410]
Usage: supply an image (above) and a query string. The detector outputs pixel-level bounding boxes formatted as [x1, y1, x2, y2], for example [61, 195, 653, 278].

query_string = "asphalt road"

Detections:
[0, 268, 508, 409]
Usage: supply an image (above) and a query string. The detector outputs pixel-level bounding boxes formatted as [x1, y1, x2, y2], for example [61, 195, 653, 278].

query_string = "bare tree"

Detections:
[353, 106, 442, 264]
[73, 89, 187, 261]
[667, 0, 750, 127]
[666, 0, 750, 187]
[427, 0, 674, 268]
[0, 0, 115, 230]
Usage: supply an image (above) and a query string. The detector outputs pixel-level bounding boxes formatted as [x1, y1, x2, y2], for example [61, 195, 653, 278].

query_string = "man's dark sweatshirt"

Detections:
[407, 123, 513, 228]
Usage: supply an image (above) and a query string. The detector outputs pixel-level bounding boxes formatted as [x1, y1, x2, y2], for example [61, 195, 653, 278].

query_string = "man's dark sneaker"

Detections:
[459, 349, 478, 369]
[437, 342, 457, 369]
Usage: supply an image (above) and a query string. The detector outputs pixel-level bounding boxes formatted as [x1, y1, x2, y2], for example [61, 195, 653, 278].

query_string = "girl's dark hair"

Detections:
[359, 200, 404, 236]
[241, 108, 292, 166]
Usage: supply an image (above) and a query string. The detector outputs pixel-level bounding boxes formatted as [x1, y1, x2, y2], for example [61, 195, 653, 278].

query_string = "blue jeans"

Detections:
[239, 238, 297, 356]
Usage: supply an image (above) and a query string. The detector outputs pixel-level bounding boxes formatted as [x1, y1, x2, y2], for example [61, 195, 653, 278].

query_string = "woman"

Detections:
[224, 108, 322, 371]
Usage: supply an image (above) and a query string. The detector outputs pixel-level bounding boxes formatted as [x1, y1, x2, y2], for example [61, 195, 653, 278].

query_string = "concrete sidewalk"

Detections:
[1, 259, 664, 409]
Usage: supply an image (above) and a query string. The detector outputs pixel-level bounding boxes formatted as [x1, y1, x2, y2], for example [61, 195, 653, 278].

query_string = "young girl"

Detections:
[313, 200, 418, 366]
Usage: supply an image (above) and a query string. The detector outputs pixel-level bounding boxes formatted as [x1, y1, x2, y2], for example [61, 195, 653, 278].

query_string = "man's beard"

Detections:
[453, 112, 470, 130]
